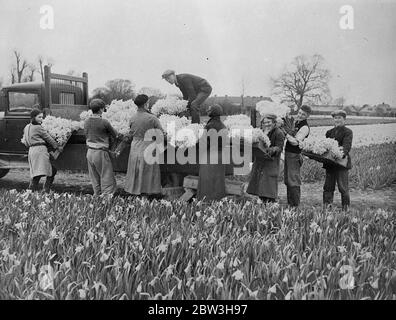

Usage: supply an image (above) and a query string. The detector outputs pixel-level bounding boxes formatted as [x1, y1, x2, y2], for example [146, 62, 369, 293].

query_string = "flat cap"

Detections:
[331, 109, 347, 118]
[162, 69, 175, 79]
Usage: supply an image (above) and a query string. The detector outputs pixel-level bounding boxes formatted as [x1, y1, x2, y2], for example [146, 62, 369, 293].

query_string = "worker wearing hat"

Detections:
[283, 104, 312, 207]
[323, 109, 353, 210]
[247, 113, 285, 203]
[162, 70, 212, 124]
[84, 98, 119, 196]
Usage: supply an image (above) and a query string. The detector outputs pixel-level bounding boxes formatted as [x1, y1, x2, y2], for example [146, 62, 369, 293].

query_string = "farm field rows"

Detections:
[200, 115, 396, 127]
[0, 190, 395, 300]
[0, 122, 395, 300]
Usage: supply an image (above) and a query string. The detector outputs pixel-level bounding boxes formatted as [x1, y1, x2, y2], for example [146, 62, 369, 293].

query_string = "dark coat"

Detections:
[197, 116, 226, 201]
[325, 125, 353, 170]
[247, 127, 285, 199]
[176, 74, 212, 103]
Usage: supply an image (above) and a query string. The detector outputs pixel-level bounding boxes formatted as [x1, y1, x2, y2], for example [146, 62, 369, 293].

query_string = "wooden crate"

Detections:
[183, 175, 245, 196]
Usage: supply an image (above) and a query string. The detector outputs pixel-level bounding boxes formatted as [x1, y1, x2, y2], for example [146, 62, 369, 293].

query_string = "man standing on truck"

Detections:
[84, 99, 119, 196]
[162, 70, 212, 124]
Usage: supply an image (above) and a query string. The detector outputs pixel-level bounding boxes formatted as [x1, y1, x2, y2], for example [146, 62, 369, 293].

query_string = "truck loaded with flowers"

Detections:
[0, 66, 255, 179]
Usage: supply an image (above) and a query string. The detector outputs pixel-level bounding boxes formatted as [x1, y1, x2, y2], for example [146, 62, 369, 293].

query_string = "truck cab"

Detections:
[0, 66, 91, 177]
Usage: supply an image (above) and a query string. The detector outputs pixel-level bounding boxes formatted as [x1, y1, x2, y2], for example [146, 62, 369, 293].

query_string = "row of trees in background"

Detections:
[91, 80, 167, 106]
[9, 50, 54, 84]
[5, 50, 79, 86]
[3, 51, 393, 117]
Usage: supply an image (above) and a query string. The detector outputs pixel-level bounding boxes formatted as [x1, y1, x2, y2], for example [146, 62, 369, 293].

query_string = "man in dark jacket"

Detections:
[284, 104, 312, 207]
[162, 70, 212, 124]
[323, 110, 353, 211]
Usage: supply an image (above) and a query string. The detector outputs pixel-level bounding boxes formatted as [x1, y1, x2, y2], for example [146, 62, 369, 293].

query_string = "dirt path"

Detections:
[1, 169, 395, 210]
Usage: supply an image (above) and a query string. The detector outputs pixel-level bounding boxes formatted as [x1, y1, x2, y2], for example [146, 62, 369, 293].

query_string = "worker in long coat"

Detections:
[119, 94, 165, 198]
[162, 70, 212, 124]
[84, 99, 119, 196]
[197, 104, 227, 201]
[247, 114, 285, 202]
[22, 108, 62, 192]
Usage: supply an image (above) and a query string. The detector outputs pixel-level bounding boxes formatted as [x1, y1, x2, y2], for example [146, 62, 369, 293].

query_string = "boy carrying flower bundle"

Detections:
[323, 110, 353, 211]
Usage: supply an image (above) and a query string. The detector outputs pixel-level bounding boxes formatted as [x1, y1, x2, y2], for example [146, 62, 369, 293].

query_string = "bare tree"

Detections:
[10, 67, 16, 84]
[11, 50, 28, 83]
[24, 64, 37, 82]
[38, 56, 54, 81]
[271, 54, 331, 110]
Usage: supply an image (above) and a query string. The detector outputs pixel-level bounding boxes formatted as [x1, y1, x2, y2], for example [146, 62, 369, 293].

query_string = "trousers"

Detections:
[87, 149, 116, 196]
[323, 167, 350, 208]
[284, 151, 303, 207]
[190, 90, 211, 124]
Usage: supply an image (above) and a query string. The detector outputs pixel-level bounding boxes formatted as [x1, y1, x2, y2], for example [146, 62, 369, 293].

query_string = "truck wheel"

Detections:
[0, 169, 9, 179]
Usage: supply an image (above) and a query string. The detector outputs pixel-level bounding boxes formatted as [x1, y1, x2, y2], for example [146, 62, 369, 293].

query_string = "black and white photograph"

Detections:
[0, 0, 395, 307]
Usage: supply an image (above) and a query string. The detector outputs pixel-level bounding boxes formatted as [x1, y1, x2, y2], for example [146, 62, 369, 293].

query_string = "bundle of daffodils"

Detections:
[80, 99, 138, 136]
[151, 96, 188, 116]
[224, 114, 271, 146]
[256, 100, 290, 118]
[300, 137, 344, 159]
[159, 114, 191, 134]
[159, 114, 204, 148]
[41, 116, 82, 145]
[169, 123, 205, 149]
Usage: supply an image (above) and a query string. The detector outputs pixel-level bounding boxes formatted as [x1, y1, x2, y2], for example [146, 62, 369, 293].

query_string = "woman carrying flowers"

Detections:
[247, 114, 285, 203]
[21, 107, 63, 192]
[118, 94, 165, 198]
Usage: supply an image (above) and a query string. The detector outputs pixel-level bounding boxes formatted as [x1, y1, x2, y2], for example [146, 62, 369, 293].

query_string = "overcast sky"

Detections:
[0, 0, 395, 106]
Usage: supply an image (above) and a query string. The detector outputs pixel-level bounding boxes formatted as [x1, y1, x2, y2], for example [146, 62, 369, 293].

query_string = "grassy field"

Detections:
[200, 115, 396, 127]
[0, 190, 395, 300]
[0, 120, 395, 300]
